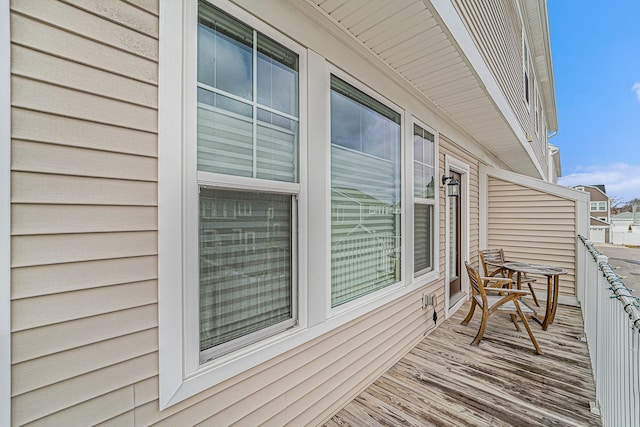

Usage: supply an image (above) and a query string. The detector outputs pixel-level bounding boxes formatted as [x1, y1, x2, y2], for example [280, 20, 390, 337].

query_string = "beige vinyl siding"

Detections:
[451, 0, 548, 172]
[9, 0, 159, 425]
[486, 177, 577, 298]
[8, 1, 445, 425]
[134, 290, 436, 426]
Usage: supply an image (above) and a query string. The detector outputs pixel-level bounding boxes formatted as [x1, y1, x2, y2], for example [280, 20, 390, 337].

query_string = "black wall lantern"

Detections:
[442, 175, 460, 198]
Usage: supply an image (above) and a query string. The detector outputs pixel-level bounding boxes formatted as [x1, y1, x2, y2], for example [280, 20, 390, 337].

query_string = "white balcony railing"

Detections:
[578, 235, 640, 426]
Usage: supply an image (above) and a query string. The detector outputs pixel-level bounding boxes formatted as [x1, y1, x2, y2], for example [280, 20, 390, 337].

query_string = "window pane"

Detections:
[330, 77, 401, 307]
[197, 2, 299, 183]
[197, 89, 253, 176]
[198, 4, 253, 100]
[199, 188, 293, 355]
[256, 109, 298, 182]
[414, 163, 424, 198]
[414, 125, 435, 199]
[257, 33, 298, 116]
[414, 204, 433, 273]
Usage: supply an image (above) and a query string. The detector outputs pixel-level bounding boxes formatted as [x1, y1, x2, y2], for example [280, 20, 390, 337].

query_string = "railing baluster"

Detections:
[577, 235, 640, 427]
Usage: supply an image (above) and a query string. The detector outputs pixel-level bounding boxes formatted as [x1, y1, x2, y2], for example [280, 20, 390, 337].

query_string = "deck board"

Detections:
[325, 302, 601, 426]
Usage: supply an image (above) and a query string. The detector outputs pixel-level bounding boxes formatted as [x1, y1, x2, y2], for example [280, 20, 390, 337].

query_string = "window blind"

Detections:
[199, 188, 293, 357]
[414, 204, 433, 273]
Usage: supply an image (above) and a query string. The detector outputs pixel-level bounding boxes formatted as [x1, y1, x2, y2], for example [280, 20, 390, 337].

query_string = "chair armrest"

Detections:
[484, 287, 531, 296]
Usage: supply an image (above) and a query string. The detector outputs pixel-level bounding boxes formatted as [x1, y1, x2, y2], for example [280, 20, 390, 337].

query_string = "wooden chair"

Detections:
[480, 248, 540, 306]
[461, 262, 542, 354]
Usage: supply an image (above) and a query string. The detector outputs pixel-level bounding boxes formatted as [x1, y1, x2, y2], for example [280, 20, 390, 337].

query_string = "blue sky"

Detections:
[548, 1, 640, 204]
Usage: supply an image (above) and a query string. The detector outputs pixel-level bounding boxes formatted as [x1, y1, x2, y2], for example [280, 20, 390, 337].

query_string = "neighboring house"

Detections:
[1, 1, 589, 425]
[611, 211, 640, 232]
[610, 210, 640, 246]
[573, 185, 611, 243]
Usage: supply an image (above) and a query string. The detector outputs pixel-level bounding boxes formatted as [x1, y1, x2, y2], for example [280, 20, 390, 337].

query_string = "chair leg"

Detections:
[461, 299, 477, 325]
[528, 283, 540, 306]
[471, 311, 489, 346]
[510, 314, 521, 331]
[515, 301, 542, 354]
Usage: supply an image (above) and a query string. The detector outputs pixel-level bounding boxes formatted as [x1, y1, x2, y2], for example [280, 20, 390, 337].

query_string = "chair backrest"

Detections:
[464, 262, 486, 301]
[479, 248, 505, 276]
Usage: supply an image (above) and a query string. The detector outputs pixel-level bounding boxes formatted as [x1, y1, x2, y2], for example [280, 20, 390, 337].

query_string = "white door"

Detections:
[590, 227, 606, 243]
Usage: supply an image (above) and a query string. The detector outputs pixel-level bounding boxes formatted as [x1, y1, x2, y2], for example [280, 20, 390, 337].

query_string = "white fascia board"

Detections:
[0, 1, 11, 425]
[429, 0, 546, 180]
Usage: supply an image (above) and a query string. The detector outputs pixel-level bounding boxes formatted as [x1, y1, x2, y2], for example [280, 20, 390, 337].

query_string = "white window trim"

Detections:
[0, 2, 11, 424]
[410, 118, 440, 286]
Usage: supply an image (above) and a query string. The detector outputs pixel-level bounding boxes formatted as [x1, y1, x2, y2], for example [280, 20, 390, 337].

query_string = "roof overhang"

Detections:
[304, 0, 549, 179]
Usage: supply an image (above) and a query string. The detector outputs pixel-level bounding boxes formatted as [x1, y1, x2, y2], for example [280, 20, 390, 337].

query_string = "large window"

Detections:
[591, 201, 607, 212]
[160, 0, 446, 405]
[330, 76, 402, 307]
[197, 2, 299, 361]
[413, 124, 436, 275]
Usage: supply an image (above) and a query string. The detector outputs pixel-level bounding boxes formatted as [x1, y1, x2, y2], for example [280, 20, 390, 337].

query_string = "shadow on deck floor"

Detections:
[325, 302, 601, 426]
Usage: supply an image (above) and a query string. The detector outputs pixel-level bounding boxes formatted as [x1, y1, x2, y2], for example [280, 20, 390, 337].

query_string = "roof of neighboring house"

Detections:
[590, 216, 610, 226]
[612, 212, 636, 220]
[574, 184, 608, 198]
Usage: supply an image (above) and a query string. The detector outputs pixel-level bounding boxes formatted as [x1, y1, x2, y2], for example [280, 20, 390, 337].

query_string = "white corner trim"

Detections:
[0, 1, 11, 425]
[430, 0, 546, 180]
[157, 0, 186, 410]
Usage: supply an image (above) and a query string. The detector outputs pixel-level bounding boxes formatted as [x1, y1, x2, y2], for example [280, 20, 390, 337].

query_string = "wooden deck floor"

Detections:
[325, 302, 601, 426]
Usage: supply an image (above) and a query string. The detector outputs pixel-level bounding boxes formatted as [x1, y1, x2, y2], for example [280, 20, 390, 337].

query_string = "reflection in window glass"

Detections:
[413, 125, 435, 199]
[198, 9, 252, 100]
[413, 124, 435, 275]
[197, 2, 299, 182]
[256, 109, 298, 181]
[199, 188, 294, 360]
[196, 3, 300, 363]
[257, 34, 298, 117]
[330, 76, 401, 307]
[414, 204, 433, 273]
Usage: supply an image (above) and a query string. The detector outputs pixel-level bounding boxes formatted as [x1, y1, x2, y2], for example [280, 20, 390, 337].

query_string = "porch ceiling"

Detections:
[311, 0, 544, 179]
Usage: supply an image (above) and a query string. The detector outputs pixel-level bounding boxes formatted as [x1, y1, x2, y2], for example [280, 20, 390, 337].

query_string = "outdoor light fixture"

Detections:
[442, 175, 460, 198]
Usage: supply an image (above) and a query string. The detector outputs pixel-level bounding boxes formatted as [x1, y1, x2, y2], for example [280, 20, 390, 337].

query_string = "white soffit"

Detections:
[311, 0, 544, 179]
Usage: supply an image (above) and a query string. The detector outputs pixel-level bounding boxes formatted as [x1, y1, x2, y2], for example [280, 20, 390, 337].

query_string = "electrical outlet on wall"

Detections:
[422, 292, 435, 308]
